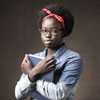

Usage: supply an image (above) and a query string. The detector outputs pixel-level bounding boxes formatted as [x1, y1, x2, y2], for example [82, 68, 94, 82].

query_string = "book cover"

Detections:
[28, 54, 54, 82]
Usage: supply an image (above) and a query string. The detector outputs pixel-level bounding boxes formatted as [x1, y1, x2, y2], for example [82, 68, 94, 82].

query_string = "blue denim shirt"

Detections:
[15, 46, 83, 100]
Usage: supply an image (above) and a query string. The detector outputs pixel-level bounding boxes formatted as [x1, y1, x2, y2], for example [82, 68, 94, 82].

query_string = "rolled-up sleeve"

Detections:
[36, 80, 72, 100]
[15, 74, 35, 100]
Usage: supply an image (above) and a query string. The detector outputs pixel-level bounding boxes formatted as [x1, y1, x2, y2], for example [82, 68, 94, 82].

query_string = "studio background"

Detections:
[0, 0, 100, 100]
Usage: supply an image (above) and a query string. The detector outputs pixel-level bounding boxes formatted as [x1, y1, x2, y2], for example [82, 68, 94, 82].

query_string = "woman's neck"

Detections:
[46, 43, 65, 57]
[46, 48, 56, 57]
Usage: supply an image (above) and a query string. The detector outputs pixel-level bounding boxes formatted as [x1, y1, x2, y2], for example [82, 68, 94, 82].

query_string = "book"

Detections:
[28, 54, 54, 82]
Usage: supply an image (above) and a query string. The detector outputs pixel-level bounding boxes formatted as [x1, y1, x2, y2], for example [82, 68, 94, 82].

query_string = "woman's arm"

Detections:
[15, 55, 56, 99]
[15, 54, 82, 100]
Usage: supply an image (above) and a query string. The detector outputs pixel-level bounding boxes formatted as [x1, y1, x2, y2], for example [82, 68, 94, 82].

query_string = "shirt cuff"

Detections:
[20, 74, 36, 91]
[21, 75, 36, 97]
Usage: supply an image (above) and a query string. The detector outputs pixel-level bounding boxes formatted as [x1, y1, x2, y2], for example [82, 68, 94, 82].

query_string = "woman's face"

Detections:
[40, 17, 64, 49]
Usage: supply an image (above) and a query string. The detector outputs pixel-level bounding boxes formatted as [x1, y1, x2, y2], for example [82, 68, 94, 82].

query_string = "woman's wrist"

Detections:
[28, 68, 41, 82]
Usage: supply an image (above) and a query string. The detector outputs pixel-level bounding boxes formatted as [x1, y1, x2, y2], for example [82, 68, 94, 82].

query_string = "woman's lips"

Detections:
[44, 40, 52, 44]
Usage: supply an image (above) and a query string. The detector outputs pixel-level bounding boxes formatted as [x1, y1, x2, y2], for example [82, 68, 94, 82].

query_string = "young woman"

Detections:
[15, 4, 83, 100]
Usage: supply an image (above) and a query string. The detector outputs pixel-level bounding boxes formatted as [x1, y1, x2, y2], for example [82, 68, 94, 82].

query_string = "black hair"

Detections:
[37, 4, 74, 37]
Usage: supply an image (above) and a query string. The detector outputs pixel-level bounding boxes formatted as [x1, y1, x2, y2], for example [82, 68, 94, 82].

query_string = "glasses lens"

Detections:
[40, 28, 63, 34]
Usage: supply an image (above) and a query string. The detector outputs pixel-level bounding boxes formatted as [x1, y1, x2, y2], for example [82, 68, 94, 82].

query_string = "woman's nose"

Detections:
[46, 32, 51, 38]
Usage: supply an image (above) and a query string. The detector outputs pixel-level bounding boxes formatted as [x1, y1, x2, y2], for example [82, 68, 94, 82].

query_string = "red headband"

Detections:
[42, 8, 64, 27]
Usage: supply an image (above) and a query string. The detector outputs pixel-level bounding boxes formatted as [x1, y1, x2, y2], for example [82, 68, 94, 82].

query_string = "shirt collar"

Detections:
[43, 44, 67, 59]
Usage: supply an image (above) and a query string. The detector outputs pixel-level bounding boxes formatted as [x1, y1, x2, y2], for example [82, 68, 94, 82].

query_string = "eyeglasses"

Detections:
[39, 28, 64, 35]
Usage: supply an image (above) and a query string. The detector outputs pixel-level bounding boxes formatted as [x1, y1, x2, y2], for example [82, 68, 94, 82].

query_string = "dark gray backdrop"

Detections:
[0, 0, 100, 100]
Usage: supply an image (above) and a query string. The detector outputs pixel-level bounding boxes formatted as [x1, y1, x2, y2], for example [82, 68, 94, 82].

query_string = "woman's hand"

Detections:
[35, 56, 56, 74]
[28, 56, 56, 81]
[21, 54, 32, 74]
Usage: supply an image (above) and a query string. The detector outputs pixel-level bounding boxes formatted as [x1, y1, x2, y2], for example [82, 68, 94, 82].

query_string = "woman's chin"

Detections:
[44, 44, 52, 48]
[44, 43, 53, 48]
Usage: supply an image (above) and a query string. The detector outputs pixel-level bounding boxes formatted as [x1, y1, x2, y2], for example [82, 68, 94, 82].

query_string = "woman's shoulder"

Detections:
[64, 48, 81, 60]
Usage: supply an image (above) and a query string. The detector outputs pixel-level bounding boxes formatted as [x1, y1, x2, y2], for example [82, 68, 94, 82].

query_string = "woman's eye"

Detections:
[41, 29, 47, 33]
[44, 30, 49, 33]
[53, 30, 58, 33]
[53, 30, 61, 33]
[45, 30, 48, 32]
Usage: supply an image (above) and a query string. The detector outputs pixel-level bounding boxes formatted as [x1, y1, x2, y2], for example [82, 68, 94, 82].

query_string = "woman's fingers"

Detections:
[24, 54, 31, 64]
[46, 64, 55, 73]
[46, 59, 56, 67]
[21, 54, 33, 74]
[45, 56, 55, 63]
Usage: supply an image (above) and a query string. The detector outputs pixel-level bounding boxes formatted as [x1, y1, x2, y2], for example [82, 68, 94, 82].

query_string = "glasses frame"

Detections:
[39, 28, 64, 36]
